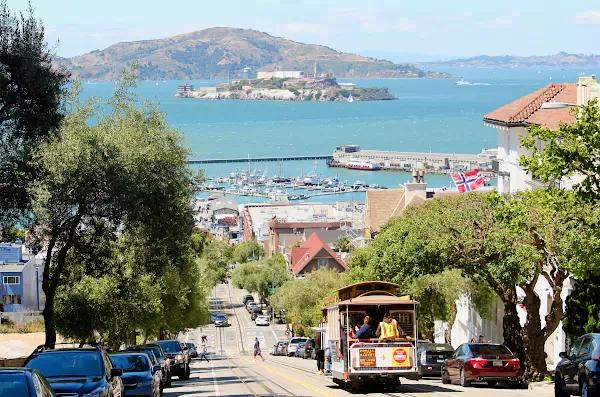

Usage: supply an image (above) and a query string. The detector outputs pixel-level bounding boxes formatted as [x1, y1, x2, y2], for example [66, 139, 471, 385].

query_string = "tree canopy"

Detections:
[232, 240, 264, 264]
[231, 253, 290, 303]
[0, 1, 69, 226]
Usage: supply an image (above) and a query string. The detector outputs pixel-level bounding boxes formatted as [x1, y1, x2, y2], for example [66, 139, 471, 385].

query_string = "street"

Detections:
[163, 283, 552, 397]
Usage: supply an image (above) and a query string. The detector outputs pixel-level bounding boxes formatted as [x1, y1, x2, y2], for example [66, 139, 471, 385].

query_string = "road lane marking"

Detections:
[271, 329, 279, 342]
[210, 359, 220, 397]
[241, 357, 336, 397]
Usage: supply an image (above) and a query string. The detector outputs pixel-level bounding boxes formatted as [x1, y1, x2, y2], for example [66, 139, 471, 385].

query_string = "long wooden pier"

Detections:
[188, 155, 333, 164]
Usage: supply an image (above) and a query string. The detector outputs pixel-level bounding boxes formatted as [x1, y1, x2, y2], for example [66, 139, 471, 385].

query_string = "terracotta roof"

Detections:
[290, 233, 347, 274]
[483, 83, 577, 130]
[365, 188, 406, 234]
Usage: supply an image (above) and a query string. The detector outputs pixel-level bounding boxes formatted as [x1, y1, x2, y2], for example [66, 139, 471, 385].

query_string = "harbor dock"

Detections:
[188, 155, 333, 164]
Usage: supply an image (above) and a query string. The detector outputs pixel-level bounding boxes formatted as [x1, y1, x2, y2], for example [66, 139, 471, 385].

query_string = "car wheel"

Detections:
[581, 376, 589, 397]
[487, 381, 497, 387]
[179, 364, 191, 380]
[555, 373, 569, 397]
[460, 368, 471, 387]
[442, 368, 451, 385]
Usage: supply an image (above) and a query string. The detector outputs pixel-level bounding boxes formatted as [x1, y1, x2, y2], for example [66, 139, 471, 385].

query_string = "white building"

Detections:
[448, 76, 600, 369]
[257, 71, 304, 79]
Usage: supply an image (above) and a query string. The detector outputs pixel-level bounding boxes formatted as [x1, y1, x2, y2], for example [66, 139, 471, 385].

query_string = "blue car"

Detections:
[0, 368, 56, 396]
[295, 343, 305, 357]
[110, 352, 161, 397]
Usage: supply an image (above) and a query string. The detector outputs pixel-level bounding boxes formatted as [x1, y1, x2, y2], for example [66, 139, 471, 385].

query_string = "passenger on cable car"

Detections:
[353, 316, 374, 340]
[375, 312, 405, 341]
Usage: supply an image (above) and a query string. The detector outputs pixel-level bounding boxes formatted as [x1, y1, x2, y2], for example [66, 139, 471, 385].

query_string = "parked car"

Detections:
[250, 308, 262, 321]
[214, 314, 229, 327]
[299, 340, 315, 359]
[247, 304, 259, 314]
[155, 340, 190, 380]
[110, 352, 161, 397]
[276, 342, 288, 356]
[269, 345, 278, 355]
[185, 343, 198, 358]
[555, 333, 600, 397]
[255, 315, 270, 326]
[242, 295, 254, 305]
[417, 343, 455, 377]
[442, 343, 520, 387]
[126, 344, 171, 390]
[24, 344, 124, 397]
[295, 343, 305, 357]
[287, 337, 309, 357]
[0, 368, 56, 396]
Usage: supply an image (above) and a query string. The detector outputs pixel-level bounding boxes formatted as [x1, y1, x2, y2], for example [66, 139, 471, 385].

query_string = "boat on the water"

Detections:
[455, 78, 470, 85]
[347, 93, 354, 103]
[346, 158, 381, 171]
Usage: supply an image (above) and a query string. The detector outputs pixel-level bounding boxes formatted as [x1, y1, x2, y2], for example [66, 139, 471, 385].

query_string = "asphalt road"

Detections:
[164, 283, 552, 397]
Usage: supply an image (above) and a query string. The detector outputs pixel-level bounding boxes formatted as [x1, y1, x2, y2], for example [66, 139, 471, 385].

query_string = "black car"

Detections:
[126, 344, 171, 389]
[555, 333, 600, 397]
[0, 367, 56, 396]
[24, 345, 124, 397]
[155, 340, 190, 380]
[300, 340, 315, 359]
[242, 295, 254, 305]
[251, 308, 262, 321]
[110, 352, 161, 397]
[417, 343, 454, 377]
[185, 343, 198, 358]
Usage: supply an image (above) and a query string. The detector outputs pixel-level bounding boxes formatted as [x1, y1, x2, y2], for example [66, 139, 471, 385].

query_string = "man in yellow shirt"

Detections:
[375, 313, 403, 341]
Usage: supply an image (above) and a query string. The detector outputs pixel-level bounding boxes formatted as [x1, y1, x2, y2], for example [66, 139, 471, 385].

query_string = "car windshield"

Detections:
[126, 349, 157, 364]
[0, 373, 29, 395]
[470, 344, 512, 355]
[423, 344, 454, 351]
[26, 352, 103, 377]
[156, 341, 181, 353]
[215, 315, 226, 320]
[110, 354, 150, 373]
[146, 346, 164, 359]
[290, 338, 306, 344]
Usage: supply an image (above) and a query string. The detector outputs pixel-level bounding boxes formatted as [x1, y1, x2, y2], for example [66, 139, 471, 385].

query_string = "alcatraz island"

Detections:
[175, 69, 396, 102]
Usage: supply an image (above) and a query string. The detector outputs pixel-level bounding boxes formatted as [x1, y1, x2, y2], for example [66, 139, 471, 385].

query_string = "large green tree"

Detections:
[231, 253, 290, 304]
[30, 69, 201, 346]
[348, 190, 600, 380]
[232, 240, 264, 264]
[0, 1, 69, 225]
[520, 99, 600, 201]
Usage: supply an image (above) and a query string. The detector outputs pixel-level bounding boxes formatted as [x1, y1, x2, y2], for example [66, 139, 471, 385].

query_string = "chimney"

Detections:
[577, 76, 600, 106]
[405, 169, 428, 208]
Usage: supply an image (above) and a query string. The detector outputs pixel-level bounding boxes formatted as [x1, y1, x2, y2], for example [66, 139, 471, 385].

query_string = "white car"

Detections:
[255, 315, 270, 326]
[287, 337, 309, 357]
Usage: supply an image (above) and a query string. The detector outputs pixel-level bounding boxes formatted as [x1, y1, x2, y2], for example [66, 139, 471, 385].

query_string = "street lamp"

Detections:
[541, 101, 582, 109]
[257, 265, 275, 321]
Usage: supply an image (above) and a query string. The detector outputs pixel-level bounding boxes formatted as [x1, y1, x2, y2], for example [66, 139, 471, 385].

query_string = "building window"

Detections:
[2, 294, 22, 304]
[318, 259, 328, 268]
[2, 276, 20, 285]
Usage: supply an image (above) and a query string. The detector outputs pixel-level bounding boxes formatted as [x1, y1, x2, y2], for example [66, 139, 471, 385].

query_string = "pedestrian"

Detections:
[315, 332, 325, 374]
[478, 335, 485, 343]
[470, 337, 477, 343]
[324, 345, 332, 374]
[200, 343, 210, 363]
[201, 334, 208, 343]
[254, 337, 265, 361]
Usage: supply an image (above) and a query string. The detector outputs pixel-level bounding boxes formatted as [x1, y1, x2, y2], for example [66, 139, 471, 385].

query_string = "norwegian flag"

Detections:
[451, 169, 485, 193]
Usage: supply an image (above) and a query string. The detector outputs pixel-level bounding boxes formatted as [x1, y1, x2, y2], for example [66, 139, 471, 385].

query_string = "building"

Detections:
[333, 145, 491, 170]
[177, 84, 194, 94]
[290, 233, 347, 275]
[0, 243, 43, 312]
[337, 83, 356, 90]
[257, 71, 305, 79]
[211, 196, 239, 223]
[364, 170, 428, 238]
[197, 86, 224, 94]
[242, 202, 360, 255]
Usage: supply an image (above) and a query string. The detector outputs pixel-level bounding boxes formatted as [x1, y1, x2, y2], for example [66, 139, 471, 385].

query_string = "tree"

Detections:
[272, 268, 346, 329]
[349, 190, 600, 380]
[334, 235, 351, 253]
[0, 1, 69, 225]
[563, 273, 600, 343]
[30, 68, 201, 346]
[231, 253, 290, 303]
[520, 99, 600, 202]
[232, 240, 264, 264]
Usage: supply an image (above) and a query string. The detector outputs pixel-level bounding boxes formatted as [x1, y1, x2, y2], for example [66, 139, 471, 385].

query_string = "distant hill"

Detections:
[53, 27, 452, 80]
[417, 52, 600, 69]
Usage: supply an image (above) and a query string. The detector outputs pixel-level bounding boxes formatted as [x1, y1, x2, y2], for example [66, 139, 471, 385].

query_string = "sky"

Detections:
[9, 0, 600, 59]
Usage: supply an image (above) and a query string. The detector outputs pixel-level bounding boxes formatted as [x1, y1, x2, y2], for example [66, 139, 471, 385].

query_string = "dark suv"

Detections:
[155, 340, 190, 380]
[555, 333, 600, 397]
[24, 345, 124, 397]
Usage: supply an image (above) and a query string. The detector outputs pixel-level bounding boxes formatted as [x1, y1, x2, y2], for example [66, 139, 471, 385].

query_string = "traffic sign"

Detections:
[268, 287, 275, 293]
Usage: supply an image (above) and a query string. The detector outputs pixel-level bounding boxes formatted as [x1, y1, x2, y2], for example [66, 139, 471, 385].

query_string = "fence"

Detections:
[0, 311, 43, 325]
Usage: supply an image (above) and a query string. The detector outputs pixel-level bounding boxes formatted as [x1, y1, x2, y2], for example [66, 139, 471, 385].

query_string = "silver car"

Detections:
[214, 314, 229, 327]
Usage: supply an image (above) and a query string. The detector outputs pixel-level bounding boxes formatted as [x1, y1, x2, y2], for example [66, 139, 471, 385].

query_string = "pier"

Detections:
[188, 155, 333, 164]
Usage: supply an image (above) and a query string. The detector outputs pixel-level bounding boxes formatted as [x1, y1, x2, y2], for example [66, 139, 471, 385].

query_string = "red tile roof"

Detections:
[290, 233, 347, 275]
[483, 83, 577, 130]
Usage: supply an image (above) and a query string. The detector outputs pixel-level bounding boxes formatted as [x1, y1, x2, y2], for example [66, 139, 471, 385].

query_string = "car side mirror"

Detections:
[559, 351, 567, 359]
[111, 368, 123, 377]
[153, 365, 161, 373]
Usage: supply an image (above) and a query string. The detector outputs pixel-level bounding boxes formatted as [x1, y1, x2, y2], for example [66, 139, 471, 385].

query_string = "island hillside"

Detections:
[176, 77, 396, 101]
[53, 27, 452, 81]
[417, 52, 600, 69]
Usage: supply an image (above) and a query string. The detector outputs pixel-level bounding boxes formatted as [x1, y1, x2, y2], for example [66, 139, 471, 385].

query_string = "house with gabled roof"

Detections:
[289, 233, 347, 276]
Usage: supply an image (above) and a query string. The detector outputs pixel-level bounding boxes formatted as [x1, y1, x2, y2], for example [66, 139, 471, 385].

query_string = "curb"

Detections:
[528, 381, 553, 390]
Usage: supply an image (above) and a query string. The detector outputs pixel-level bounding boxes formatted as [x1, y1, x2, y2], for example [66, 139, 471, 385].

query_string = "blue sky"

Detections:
[10, 0, 600, 59]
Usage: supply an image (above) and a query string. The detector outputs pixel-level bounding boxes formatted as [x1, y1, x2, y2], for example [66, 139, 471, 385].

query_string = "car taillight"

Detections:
[593, 354, 600, 362]
[469, 357, 487, 367]
[508, 358, 520, 366]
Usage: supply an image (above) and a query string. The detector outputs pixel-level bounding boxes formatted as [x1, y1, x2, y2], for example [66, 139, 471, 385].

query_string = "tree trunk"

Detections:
[43, 295, 57, 348]
[501, 298, 525, 374]
[522, 290, 549, 381]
